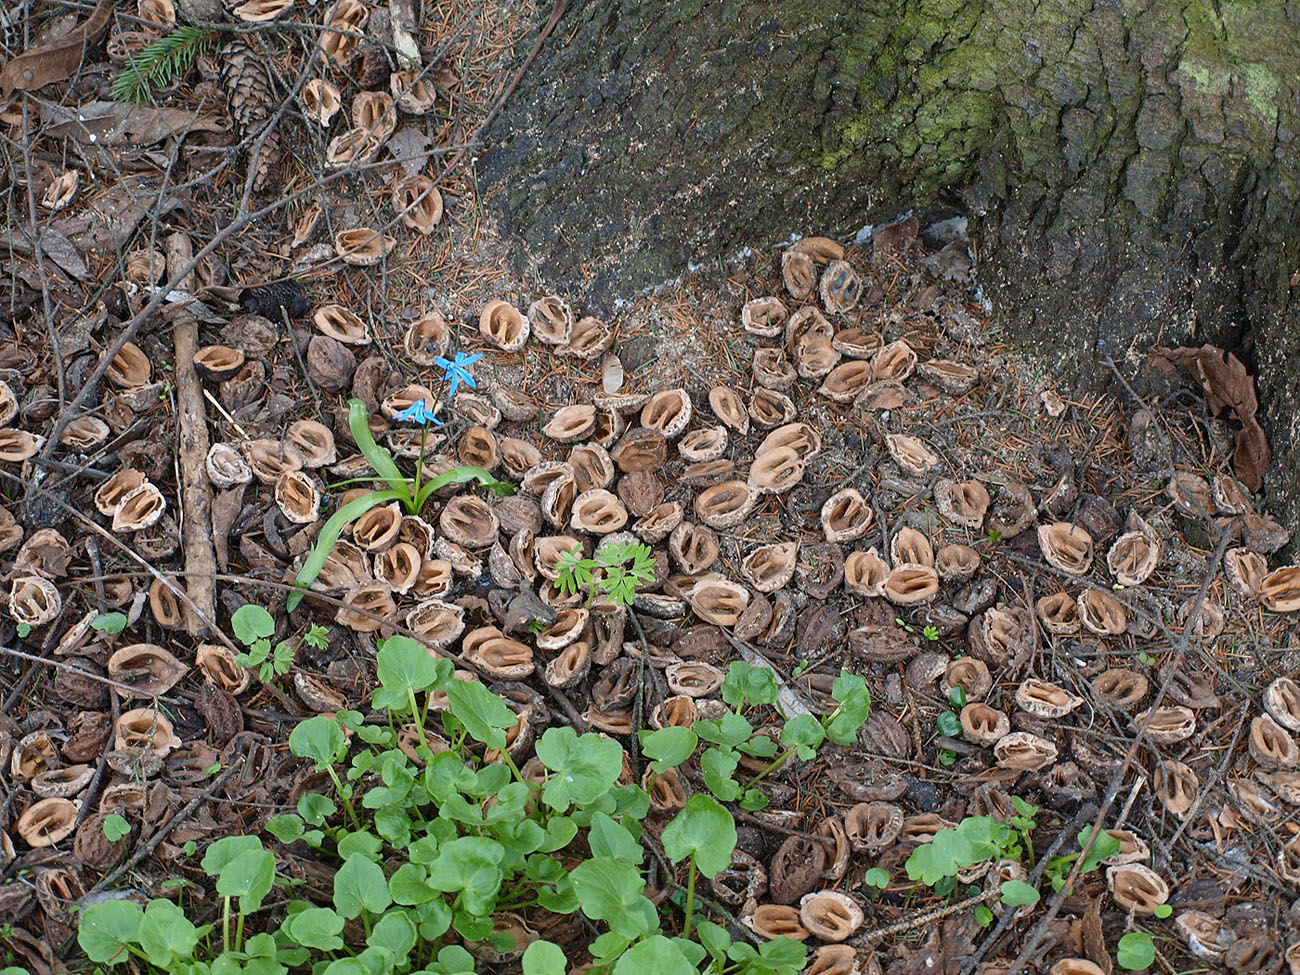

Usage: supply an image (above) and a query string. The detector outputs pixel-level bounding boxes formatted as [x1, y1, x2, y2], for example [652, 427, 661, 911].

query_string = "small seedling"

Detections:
[556, 540, 656, 608]
[102, 814, 131, 843]
[895, 616, 915, 634]
[1116, 931, 1156, 970]
[90, 612, 128, 635]
[922, 624, 940, 641]
[231, 605, 297, 684]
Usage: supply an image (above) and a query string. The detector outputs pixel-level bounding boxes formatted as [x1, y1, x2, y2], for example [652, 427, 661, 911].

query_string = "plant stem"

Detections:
[411, 421, 429, 513]
[409, 687, 426, 746]
[683, 855, 698, 939]
[222, 896, 231, 953]
[741, 746, 795, 790]
[235, 909, 245, 951]
[327, 766, 361, 830]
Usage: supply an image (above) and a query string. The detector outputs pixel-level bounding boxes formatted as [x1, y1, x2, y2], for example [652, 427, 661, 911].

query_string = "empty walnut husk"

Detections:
[1107, 863, 1169, 914]
[799, 890, 863, 942]
[107, 644, 187, 697]
[1038, 522, 1094, 575]
[335, 228, 395, 266]
[313, 304, 371, 345]
[480, 299, 529, 351]
[9, 576, 61, 627]
[301, 78, 342, 125]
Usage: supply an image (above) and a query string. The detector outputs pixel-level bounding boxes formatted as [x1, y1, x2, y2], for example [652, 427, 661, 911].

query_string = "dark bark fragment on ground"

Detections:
[480, 0, 1300, 527]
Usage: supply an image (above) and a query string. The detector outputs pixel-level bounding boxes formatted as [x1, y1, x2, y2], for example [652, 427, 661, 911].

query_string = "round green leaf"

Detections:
[611, 935, 696, 975]
[535, 726, 625, 811]
[522, 940, 567, 975]
[102, 812, 131, 842]
[231, 604, 275, 645]
[77, 899, 143, 964]
[661, 794, 736, 878]
[333, 854, 392, 919]
[285, 907, 345, 951]
[375, 636, 448, 694]
[289, 715, 346, 769]
[999, 879, 1041, 907]
[1117, 931, 1156, 971]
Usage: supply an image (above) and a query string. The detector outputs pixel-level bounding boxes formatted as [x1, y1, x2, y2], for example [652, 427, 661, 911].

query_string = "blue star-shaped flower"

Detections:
[393, 400, 443, 425]
[433, 351, 483, 397]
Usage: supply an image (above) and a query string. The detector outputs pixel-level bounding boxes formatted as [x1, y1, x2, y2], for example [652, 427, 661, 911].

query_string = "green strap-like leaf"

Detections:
[413, 464, 516, 509]
[287, 488, 407, 611]
[348, 398, 408, 491]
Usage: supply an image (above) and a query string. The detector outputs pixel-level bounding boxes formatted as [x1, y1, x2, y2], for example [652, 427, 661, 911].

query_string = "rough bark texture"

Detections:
[481, 0, 1300, 525]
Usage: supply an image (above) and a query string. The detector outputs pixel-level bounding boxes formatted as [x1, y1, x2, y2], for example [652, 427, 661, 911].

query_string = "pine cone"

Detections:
[219, 39, 281, 192]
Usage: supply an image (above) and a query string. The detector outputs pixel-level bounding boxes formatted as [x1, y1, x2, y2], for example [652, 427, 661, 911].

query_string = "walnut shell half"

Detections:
[798, 889, 863, 942]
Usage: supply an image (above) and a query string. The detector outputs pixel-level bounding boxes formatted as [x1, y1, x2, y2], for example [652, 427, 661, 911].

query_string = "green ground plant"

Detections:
[287, 399, 514, 610]
[78, 644, 871, 974]
[556, 540, 658, 608]
[905, 802, 1122, 907]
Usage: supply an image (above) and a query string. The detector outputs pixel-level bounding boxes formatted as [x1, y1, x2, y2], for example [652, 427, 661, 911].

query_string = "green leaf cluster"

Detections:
[555, 540, 657, 607]
[78, 648, 871, 975]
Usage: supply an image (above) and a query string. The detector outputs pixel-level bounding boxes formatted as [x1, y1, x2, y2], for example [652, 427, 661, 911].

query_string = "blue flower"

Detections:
[433, 351, 483, 397]
[393, 400, 442, 425]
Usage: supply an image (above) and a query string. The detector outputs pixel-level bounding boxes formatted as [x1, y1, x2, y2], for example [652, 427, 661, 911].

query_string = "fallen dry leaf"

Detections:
[1151, 344, 1272, 491]
[0, 0, 112, 94]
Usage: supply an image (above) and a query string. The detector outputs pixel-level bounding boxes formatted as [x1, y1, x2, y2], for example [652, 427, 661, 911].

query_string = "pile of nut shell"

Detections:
[7, 225, 1300, 972]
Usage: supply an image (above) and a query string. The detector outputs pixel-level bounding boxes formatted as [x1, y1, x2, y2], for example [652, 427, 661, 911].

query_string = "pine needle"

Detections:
[111, 26, 218, 105]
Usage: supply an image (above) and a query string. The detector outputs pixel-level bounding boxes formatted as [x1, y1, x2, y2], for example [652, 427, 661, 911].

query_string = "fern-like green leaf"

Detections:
[112, 26, 217, 105]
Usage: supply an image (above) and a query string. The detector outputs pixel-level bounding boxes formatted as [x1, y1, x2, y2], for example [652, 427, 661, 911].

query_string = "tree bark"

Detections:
[481, 0, 1300, 524]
